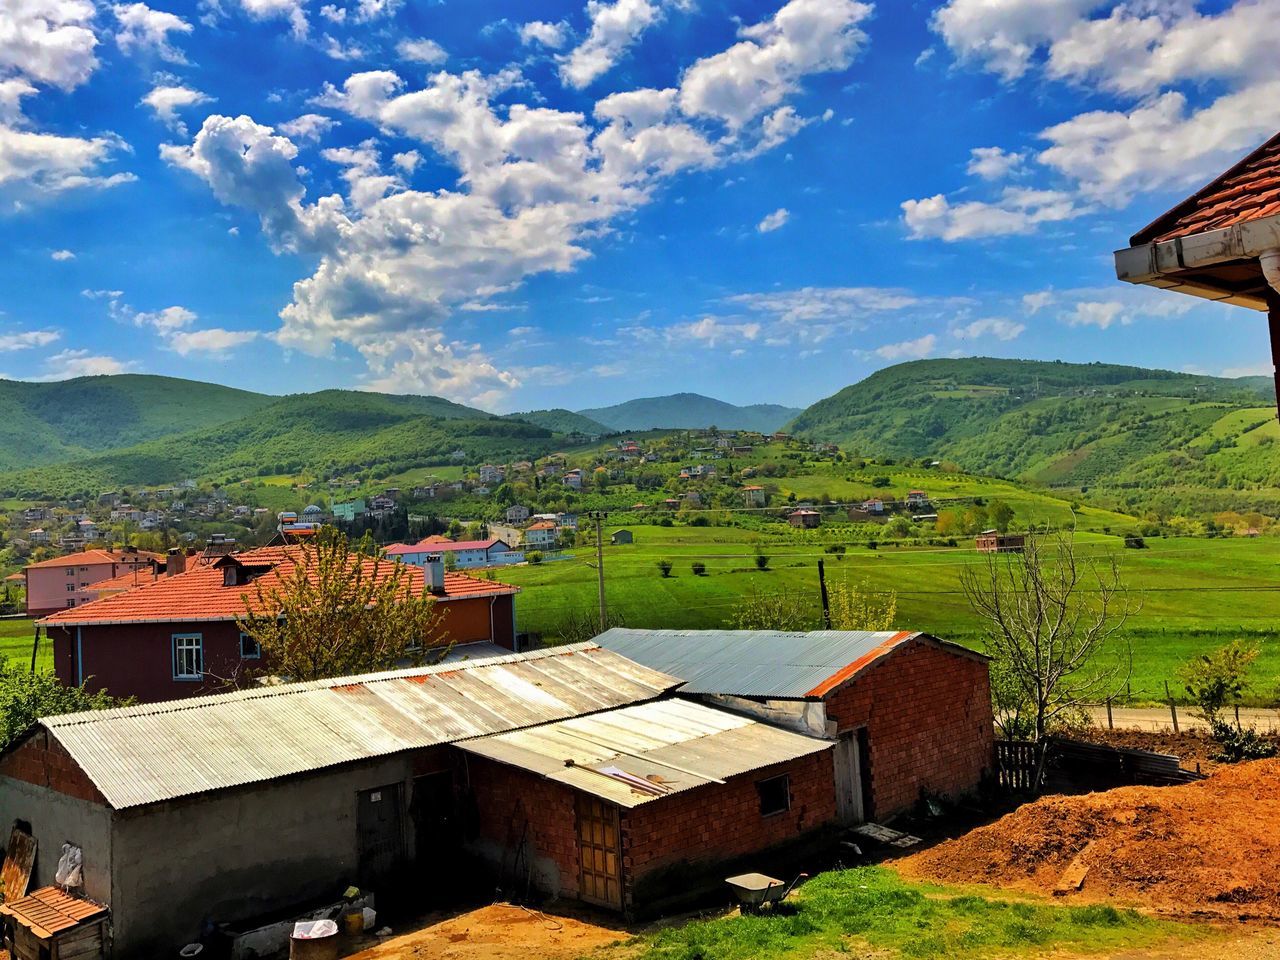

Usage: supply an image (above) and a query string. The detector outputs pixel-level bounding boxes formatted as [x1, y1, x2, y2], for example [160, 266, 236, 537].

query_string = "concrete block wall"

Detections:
[823, 638, 995, 818]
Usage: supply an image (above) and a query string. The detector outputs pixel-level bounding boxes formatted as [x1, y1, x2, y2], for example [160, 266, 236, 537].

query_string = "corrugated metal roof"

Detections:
[594, 628, 923, 699]
[39, 644, 676, 810]
[457, 698, 832, 808]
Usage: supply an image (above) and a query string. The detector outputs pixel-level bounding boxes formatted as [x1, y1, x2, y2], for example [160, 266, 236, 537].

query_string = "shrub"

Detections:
[866, 540, 878, 550]
[688, 516, 710, 527]
[824, 544, 846, 555]
[691, 560, 706, 576]
[1123, 533, 1146, 549]
[1209, 719, 1278, 763]
[656, 559, 673, 577]
[754, 552, 770, 571]
[526, 550, 543, 565]
[870, 476, 891, 488]
[1179, 640, 1259, 723]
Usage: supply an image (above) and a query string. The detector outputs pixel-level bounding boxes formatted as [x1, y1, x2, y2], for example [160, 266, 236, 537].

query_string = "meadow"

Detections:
[502, 526, 1280, 705]
[0, 618, 47, 671]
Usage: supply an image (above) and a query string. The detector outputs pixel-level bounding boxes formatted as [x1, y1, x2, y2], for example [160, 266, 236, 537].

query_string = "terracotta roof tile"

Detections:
[1133, 132, 1280, 244]
[39, 544, 517, 626]
[24, 549, 162, 570]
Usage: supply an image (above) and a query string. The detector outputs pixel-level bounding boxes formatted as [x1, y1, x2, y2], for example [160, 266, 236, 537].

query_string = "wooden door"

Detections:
[357, 784, 404, 887]
[575, 795, 622, 909]
[833, 733, 864, 824]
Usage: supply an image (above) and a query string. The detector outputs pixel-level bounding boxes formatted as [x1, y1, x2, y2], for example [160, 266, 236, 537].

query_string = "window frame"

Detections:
[172, 633, 204, 681]
[239, 632, 261, 660]
[755, 774, 791, 818]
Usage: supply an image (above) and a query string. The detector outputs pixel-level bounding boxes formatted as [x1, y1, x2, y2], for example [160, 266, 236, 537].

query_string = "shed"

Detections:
[788, 509, 821, 528]
[594, 629, 994, 823]
[975, 530, 1025, 553]
[610, 529, 633, 545]
[1113, 129, 1280, 411]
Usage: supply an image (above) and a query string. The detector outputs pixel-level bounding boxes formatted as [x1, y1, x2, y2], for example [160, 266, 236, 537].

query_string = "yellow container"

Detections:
[342, 910, 363, 936]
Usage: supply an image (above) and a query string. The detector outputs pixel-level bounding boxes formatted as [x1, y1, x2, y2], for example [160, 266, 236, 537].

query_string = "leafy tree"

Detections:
[691, 560, 706, 576]
[988, 500, 1015, 533]
[0, 660, 130, 749]
[827, 579, 896, 631]
[656, 559, 673, 577]
[731, 587, 814, 631]
[1179, 640, 1259, 724]
[526, 550, 543, 565]
[754, 550, 770, 571]
[238, 529, 446, 683]
[961, 530, 1135, 741]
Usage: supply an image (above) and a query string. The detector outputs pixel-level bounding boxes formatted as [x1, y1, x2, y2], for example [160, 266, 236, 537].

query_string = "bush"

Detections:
[1123, 533, 1146, 549]
[526, 550, 543, 565]
[1179, 640, 1259, 723]
[1209, 719, 1279, 763]
[870, 476, 891, 488]
[754, 552, 770, 571]
[824, 544, 846, 555]
[691, 560, 706, 576]
[687, 516, 709, 527]
[866, 540, 878, 550]
[656, 559, 673, 577]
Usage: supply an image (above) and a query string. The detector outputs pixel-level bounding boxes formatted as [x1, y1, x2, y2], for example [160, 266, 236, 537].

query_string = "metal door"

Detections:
[357, 784, 404, 886]
[575, 795, 622, 909]
[833, 733, 865, 824]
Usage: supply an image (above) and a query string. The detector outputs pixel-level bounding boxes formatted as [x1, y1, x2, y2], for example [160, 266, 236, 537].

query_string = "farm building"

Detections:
[974, 530, 1025, 553]
[787, 509, 821, 528]
[39, 545, 520, 703]
[594, 629, 995, 822]
[385, 536, 524, 570]
[610, 529, 633, 545]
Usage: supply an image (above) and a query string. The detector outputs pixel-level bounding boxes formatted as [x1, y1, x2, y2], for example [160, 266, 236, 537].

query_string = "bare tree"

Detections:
[961, 530, 1134, 741]
[238, 529, 447, 683]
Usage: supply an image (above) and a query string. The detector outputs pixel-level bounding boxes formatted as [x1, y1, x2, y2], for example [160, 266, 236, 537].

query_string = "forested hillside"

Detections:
[506, 408, 611, 434]
[580, 393, 802, 432]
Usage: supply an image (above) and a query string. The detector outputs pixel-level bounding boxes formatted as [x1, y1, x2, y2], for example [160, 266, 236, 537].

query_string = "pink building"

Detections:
[24, 548, 161, 616]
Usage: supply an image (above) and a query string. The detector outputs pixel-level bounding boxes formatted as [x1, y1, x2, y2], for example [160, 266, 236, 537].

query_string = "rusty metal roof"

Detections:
[38, 644, 677, 810]
[457, 698, 833, 808]
[594, 628, 935, 699]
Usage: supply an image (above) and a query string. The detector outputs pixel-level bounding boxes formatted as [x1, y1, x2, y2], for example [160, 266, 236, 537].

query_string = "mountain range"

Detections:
[577, 394, 802, 433]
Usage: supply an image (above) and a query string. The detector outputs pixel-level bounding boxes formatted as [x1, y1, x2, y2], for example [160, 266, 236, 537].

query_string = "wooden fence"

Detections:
[994, 739, 1042, 793]
[995, 736, 1204, 796]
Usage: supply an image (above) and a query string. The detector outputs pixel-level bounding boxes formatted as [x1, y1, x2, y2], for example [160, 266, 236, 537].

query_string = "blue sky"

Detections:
[4, 0, 1279, 411]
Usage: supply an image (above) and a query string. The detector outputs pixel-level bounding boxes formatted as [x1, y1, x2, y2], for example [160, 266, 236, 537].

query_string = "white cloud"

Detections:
[278, 113, 339, 142]
[930, 0, 1101, 82]
[901, 187, 1088, 241]
[396, 37, 447, 65]
[679, 0, 872, 127]
[0, 126, 135, 197]
[1022, 290, 1054, 314]
[391, 149, 420, 173]
[50, 248, 74, 260]
[140, 84, 213, 134]
[756, 207, 789, 232]
[81, 288, 123, 299]
[167, 327, 259, 356]
[728, 286, 920, 322]
[874, 334, 937, 360]
[352, 0, 401, 22]
[319, 3, 345, 23]
[1055, 287, 1194, 329]
[953, 317, 1025, 341]
[0, 0, 99, 90]
[0, 329, 59, 350]
[560, 0, 665, 89]
[520, 20, 569, 49]
[133, 304, 196, 332]
[97, 294, 260, 357]
[663, 316, 762, 347]
[112, 3, 193, 63]
[233, 0, 308, 39]
[1221, 362, 1272, 379]
[35, 349, 134, 379]
[1063, 300, 1126, 329]
[966, 146, 1024, 180]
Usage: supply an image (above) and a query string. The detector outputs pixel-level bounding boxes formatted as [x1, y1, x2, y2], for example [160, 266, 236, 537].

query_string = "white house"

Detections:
[523, 521, 559, 549]
[385, 537, 524, 570]
[505, 505, 531, 523]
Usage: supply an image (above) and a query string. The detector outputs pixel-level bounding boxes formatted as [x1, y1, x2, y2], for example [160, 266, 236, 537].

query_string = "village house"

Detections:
[38, 545, 520, 703]
[905, 490, 930, 509]
[861, 498, 885, 515]
[595, 629, 995, 823]
[742, 484, 766, 507]
[505, 504, 531, 523]
[522, 520, 559, 549]
[23, 548, 162, 616]
[385, 536, 525, 570]
[478, 464, 505, 485]
[788, 508, 821, 529]
[610, 529, 633, 545]
[975, 530, 1026, 553]
[562, 469, 583, 489]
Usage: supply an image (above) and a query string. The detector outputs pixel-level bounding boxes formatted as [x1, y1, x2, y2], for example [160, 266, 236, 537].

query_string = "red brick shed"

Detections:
[595, 629, 995, 823]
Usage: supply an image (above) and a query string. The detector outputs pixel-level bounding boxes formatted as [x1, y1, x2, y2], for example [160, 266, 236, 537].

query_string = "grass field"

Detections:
[503, 528, 1280, 705]
[610, 866, 1207, 960]
[0, 618, 48, 671]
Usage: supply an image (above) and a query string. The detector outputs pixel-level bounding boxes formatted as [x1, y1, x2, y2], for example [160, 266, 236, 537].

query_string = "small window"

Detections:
[66, 599, 76, 608]
[173, 634, 204, 680]
[66, 583, 76, 592]
[240, 632, 261, 659]
[756, 775, 791, 817]
[66, 569, 75, 577]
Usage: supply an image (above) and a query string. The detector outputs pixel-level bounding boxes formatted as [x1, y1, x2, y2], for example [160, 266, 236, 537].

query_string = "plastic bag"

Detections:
[292, 919, 338, 940]
[54, 843, 83, 888]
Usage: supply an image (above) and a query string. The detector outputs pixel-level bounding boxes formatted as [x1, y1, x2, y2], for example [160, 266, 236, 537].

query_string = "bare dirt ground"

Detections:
[342, 903, 631, 960]
[896, 758, 1280, 923]
[1075, 724, 1280, 773]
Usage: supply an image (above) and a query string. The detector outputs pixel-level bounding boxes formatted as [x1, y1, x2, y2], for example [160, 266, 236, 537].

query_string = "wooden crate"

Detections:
[0, 886, 108, 960]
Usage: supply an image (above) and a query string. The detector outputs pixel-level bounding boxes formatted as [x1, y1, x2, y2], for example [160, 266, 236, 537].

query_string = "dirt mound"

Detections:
[897, 758, 1280, 921]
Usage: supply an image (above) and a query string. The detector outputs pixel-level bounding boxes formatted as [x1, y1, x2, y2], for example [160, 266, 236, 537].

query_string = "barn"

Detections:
[594, 629, 996, 822]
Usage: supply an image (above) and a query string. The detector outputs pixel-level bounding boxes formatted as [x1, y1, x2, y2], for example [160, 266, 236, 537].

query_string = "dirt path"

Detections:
[1084, 705, 1279, 733]
[343, 903, 631, 960]
[1091, 928, 1280, 959]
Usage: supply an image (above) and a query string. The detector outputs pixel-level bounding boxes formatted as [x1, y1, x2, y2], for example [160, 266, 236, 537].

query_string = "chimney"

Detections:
[424, 554, 446, 595]
[166, 548, 186, 577]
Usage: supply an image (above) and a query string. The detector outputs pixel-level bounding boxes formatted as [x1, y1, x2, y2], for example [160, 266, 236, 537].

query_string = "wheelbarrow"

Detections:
[725, 872, 808, 913]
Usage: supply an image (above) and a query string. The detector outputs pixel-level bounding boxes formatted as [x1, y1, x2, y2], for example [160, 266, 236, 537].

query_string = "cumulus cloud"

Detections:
[99, 294, 260, 357]
[520, 20, 569, 49]
[278, 113, 339, 142]
[233, 0, 308, 39]
[874, 334, 936, 360]
[560, 0, 667, 89]
[396, 37, 447, 65]
[1022, 290, 1054, 313]
[167, 327, 260, 356]
[165, 0, 872, 402]
[952, 317, 1025, 341]
[1056, 287, 1195, 329]
[0, 0, 99, 90]
[1063, 300, 1126, 329]
[0, 329, 60, 350]
[140, 84, 213, 134]
[902, 187, 1088, 241]
[112, 3, 193, 63]
[0, 126, 135, 197]
[967, 146, 1024, 180]
[34, 349, 134, 379]
[50, 248, 74, 260]
[756, 207, 789, 232]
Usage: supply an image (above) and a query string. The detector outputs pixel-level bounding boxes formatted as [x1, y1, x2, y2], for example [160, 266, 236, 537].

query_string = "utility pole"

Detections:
[817, 559, 832, 629]
[588, 510, 609, 631]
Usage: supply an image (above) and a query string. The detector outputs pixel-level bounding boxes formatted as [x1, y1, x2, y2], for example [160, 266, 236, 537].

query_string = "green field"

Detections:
[504, 528, 1280, 705]
[0, 618, 48, 671]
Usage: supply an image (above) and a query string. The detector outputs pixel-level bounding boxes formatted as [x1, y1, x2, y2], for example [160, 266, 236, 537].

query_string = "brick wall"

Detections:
[465, 755, 581, 899]
[0, 729, 106, 805]
[822, 637, 994, 818]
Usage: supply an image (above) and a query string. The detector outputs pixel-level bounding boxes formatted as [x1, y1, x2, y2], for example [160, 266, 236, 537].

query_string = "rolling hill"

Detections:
[0, 375, 273, 471]
[578, 393, 802, 432]
[0, 390, 555, 498]
[505, 408, 612, 435]
[789, 357, 1280, 514]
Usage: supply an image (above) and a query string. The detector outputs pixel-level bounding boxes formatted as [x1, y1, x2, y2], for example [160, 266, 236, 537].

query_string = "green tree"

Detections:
[656, 559, 673, 577]
[0, 660, 129, 749]
[827, 579, 896, 631]
[731, 587, 814, 631]
[238, 529, 446, 683]
[988, 500, 1015, 533]
[1179, 640, 1259, 724]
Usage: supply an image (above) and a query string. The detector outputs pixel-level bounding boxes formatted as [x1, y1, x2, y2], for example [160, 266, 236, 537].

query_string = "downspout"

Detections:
[76, 626, 83, 686]
[1262, 249, 1280, 418]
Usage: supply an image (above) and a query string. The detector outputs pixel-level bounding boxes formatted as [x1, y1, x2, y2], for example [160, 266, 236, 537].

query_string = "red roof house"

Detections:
[39, 544, 520, 703]
[24, 548, 162, 617]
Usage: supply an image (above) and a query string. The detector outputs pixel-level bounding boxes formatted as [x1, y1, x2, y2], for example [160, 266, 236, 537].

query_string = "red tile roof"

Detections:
[39, 544, 517, 627]
[24, 549, 161, 570]
[1132, 131, 1280, 244]
[386, 538, 509, 555]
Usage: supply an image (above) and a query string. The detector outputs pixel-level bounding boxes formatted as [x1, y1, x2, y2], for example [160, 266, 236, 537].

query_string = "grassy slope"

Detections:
[505, 409, 612, 435]
[0, 619, 47, 671]
[580, 394, 802, 432]
[611, 866, 1204, 960]
[0, 375, 273, 471]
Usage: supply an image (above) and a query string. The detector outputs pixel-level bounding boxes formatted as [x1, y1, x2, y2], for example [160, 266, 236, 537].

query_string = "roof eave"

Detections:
[1114, 212, 1280, 311]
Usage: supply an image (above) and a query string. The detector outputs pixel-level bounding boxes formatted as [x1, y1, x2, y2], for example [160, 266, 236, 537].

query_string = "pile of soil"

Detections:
[897, 759, 1280, 921]
[1078, 726, 1280, 774]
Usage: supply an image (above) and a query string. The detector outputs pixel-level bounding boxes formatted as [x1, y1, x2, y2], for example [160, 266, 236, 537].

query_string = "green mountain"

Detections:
[505, 408, 612, 435]
[789, 357, 1280, 514]
[0, 390, 554, 499]
[579, 393, 802, 433]
[0, 374, 273, 471]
